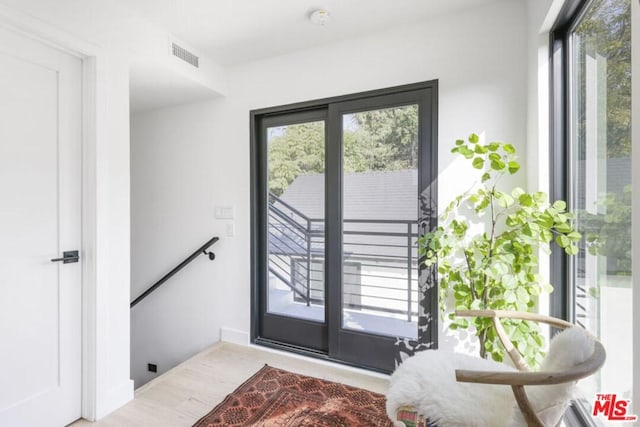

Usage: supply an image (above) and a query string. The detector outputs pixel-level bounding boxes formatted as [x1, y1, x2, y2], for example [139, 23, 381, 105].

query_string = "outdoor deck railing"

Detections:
[268, 193, 419, 321]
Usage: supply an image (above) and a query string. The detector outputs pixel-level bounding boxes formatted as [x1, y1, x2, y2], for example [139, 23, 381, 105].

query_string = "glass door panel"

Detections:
[266, 120, 326, 322]
[569, 0, 632, 407]
[341, 105, 420, 340]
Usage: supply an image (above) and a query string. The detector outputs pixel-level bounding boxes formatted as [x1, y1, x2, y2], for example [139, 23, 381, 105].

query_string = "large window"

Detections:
[552, 0, 632, 423]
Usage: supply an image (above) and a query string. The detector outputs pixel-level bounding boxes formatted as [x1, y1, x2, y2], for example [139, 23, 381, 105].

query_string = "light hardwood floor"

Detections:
[71, 342, 390, 426]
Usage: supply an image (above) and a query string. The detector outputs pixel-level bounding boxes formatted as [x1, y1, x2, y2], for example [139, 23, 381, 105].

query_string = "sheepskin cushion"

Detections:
[386, 351, 516, 427]
[507, 327, 594, 426]
[386, 327, 594, 427]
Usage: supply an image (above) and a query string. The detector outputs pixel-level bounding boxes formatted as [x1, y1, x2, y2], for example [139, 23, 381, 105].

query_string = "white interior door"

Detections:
[0, 25, 82, 427]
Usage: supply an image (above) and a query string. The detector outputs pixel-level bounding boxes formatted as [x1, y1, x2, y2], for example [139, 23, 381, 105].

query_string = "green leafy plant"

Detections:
[419, 134, 582, 367]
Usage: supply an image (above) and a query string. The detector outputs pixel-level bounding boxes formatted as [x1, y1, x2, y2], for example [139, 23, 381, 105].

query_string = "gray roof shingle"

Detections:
[280, 169, 418, 221]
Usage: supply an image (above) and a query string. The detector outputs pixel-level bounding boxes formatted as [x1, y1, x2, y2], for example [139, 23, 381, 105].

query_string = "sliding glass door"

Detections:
[252, 82, 438, 372]
[551, 0, 632, 420]
[260, 109, 328, 352]
[327, 92, 435, 369]
[568, 0, 632, 408]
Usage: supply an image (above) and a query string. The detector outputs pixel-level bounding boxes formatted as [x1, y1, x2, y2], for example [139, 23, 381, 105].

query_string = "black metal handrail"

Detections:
[130, 236, 219, 308]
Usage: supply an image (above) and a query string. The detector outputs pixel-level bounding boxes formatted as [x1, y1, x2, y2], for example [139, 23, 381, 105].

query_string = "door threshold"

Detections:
[252, 337, 391, 378]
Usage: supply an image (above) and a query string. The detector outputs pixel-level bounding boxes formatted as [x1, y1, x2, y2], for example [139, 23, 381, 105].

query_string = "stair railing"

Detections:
[268, 193, 315, 305]
[130, 236, 219, 308]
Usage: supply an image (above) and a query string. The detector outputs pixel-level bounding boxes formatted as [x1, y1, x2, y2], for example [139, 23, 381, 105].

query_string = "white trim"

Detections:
[0, 5, 106, 422]
[81, 56, 99, 421]
[220, 327, 250, 346]
[539, 0, 565, 33]
[525, 0, 552, 320]
[0, 4, 99, 56]
[95, 380, 135, 420]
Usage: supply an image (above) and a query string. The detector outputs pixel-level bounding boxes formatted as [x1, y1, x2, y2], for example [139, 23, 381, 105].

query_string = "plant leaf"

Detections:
[567, 231, 582, 241]
[540, 228, 553, 243]
[508, 161, 520, 174]
[511, 187, 525, 198]
[556, 234, 570, 248]
[474, 144, 487, 154]
[503, 143, 516, 154]
[552, 200, 567, 211]
[519, 193, 532, 207]
[472, 157, 485, 169]
[490, 159, 505, 171]
[516, 287, 530, 303]
[459, 146, 475, 159]
[566, 244, 579, 255]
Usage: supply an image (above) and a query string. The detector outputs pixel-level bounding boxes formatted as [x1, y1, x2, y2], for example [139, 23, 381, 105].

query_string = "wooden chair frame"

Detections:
[453, 310, 606, 427]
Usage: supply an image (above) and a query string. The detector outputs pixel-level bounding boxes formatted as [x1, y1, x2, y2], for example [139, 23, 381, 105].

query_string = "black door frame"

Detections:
[250, 80, 439, 373]
[255, 108, 329, 354]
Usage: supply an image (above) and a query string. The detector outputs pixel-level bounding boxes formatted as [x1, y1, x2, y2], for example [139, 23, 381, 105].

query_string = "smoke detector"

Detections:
[309, 9, 331, 26]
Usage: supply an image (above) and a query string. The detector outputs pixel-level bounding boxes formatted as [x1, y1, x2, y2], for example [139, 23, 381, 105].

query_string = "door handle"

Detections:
[51, 250, 79, 264]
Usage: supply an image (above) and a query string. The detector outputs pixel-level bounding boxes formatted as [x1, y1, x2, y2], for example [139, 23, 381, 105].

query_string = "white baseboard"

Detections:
[220, 327, 249, 346]
[94, 379, 134, 420]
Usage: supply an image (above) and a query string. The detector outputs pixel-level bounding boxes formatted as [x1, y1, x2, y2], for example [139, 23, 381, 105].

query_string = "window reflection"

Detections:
[570, 0, 632, 410]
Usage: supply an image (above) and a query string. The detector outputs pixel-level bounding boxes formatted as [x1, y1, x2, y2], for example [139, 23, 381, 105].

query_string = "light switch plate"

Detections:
[215, 205, 234, 219]
[226, 223, 235, 237]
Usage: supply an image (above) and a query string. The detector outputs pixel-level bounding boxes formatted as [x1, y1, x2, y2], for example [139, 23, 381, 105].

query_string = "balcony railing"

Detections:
[268, 193, 419, 322]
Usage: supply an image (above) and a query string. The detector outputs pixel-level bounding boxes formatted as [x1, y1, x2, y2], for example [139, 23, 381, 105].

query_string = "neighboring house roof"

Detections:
[269, 170, 419, 259]
[280, 169, 418, 221]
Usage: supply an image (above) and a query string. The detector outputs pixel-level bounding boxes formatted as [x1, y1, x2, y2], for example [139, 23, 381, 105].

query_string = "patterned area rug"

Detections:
[193, 365, 394, 426]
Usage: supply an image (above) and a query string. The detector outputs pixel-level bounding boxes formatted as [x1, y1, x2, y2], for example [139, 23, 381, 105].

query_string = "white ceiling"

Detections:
[120, 0, 504, 66]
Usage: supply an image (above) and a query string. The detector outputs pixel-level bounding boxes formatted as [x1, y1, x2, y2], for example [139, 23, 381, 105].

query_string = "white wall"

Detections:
[130, 101, 228, 386]
[526, 0, 557, 197]
[525, 0, 560, 329]
[130, 0, 529, 381]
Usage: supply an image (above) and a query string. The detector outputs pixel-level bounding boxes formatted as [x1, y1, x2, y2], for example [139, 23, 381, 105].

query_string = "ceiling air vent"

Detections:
[171, 43, 199, 68]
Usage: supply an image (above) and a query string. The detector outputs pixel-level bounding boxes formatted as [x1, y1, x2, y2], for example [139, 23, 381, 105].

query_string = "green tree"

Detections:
[572, 0, 632, 275]
[344, 106, 419, 172]
[575, 0, 631, 158]
[267, 122, 324, 196]
[267, 105, 419, 196]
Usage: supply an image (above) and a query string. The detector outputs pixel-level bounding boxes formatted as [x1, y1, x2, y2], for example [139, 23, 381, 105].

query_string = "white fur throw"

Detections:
[386, 327, 595, 427]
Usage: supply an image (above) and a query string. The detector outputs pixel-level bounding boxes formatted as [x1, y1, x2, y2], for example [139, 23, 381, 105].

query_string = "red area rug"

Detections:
[193, 365, 394, 426]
